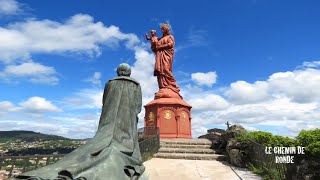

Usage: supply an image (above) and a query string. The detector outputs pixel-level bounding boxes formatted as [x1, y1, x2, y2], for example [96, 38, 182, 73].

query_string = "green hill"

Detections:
[0, 130, 70, 143]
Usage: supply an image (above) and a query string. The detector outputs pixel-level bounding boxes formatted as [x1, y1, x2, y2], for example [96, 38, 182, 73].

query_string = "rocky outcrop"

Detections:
[226, 138, 251, 167]
[199, 124, 249, 167]
[220, 125, 245, 149]
[198, 129, 224, 149]
[223, 125, 249, 167]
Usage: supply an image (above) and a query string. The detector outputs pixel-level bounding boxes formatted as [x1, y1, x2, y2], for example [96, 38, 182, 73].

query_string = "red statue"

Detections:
[144, 24, 192, 138]
[146, 24, 182, 99]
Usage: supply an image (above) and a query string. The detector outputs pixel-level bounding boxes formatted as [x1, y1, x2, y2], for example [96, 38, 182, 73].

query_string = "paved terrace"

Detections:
[143, 158, 262, 180]
[142, 138, 261, 180]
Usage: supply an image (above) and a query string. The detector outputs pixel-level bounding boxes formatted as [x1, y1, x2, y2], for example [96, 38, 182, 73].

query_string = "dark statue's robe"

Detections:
[14, 76, 145, 180]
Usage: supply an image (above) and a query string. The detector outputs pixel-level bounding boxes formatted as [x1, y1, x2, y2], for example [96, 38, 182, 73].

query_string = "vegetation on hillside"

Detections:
[0, 130, 69, 143]
[0, 131, 87, 155]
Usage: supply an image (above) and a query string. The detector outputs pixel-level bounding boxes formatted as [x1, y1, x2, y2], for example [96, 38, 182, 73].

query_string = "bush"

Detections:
[236, 128, 320, 157]
[236, 131, 295, 147]
[272, 135, 296, 147]
[306, 141, 320, 156]
[296, 129, 320, 156]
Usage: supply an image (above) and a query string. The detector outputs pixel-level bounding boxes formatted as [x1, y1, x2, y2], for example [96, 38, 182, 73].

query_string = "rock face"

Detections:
[198, 129, 225, 149]
[223, 125, 249, 168]
[221, 124, 246, 149]
[287, 154, 320, 180]
[228, 149, 244, 167]
[226, 138, 250, 167]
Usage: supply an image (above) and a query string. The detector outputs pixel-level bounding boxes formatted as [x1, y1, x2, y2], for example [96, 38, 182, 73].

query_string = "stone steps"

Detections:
[158, 147, 215, 154]
[153, 138, 227, 161]
[160, 138, 212, 145]
[154, 153, 227, 161]
[160, 144, 211, 149]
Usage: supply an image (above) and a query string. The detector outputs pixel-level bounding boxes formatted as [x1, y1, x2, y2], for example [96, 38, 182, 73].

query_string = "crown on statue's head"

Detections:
[160, 23, 171, 31]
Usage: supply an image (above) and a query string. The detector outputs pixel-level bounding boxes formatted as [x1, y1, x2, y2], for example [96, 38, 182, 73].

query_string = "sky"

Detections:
[0, 0, 320, 139]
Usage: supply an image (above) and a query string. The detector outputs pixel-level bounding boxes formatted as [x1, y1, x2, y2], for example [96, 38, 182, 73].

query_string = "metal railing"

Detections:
[0, 127, 160, 179]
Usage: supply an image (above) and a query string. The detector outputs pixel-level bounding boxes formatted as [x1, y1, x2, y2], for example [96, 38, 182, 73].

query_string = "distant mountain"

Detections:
[0, 130, 70, 143]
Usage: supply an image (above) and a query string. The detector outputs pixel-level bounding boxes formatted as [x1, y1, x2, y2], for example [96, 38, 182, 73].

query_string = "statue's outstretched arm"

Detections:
[145, 33, 151, 40]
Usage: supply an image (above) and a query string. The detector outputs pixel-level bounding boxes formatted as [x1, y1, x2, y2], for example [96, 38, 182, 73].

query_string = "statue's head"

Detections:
[160, 23, 171, 35]
[116, 63, 131, 77]
[150, 29, 156, 36]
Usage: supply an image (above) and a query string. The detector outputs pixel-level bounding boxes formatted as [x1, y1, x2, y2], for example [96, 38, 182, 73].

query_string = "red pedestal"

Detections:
[144, 98, 192, 138]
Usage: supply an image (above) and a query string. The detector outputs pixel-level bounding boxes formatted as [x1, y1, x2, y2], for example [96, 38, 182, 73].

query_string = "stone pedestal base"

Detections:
[144, 98, 192, 138]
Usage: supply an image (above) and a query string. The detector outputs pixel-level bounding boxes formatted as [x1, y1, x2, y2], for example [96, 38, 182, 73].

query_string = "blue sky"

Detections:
[0, 0, 320, 139]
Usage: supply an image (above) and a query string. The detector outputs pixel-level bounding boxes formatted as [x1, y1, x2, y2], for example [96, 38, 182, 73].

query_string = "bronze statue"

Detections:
[14, 64, 146, 180]
[146, 24, 182, 99]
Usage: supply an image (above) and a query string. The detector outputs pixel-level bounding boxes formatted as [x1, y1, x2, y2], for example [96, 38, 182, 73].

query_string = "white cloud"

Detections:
[268, 69, 320, 103]
[187, 94, 229, 111]
[63, 89, 103, 109]
[0, 14, 139, 64]
[19, 96, 62, 113]
[0, 120, 97, 139]
[29, 76, 59, 85]
[85, 72, 102, 86]
[219, 105, 271, 124]
[1, 97, 62, 114]
[241, 124, 258, 132]
[191, 71, 217, 87]
[0, 101, 18, 112]
[300, 60, 320, 69]
[131, 49, 158, 100]
[0, 0, 21, 15]
[3, 61, 55, 75]
[192, 124, 208, 138]
[0, 61, 58, 85]
[0, 13, 141, 84]
[225, 67, 320, 105]
[189, 96, 320, 137]
[225, 80, 269, 104]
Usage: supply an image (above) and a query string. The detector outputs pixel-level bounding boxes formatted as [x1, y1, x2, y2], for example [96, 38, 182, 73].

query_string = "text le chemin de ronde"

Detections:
[265, 146, 305, 163]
